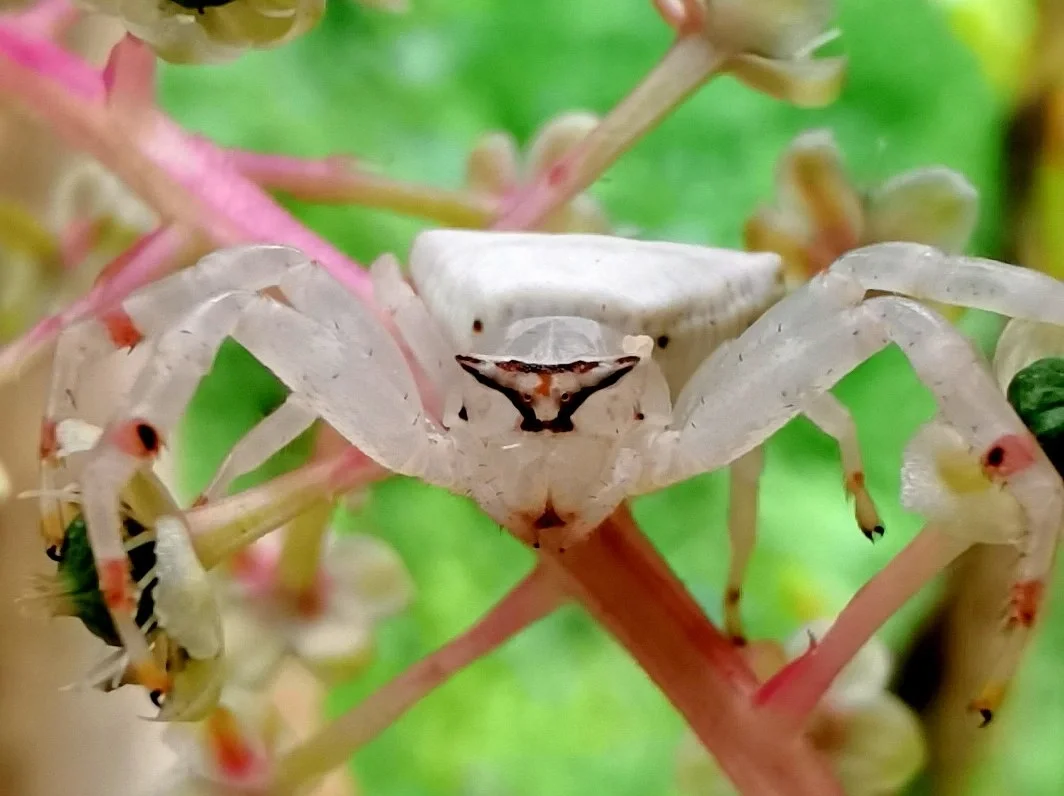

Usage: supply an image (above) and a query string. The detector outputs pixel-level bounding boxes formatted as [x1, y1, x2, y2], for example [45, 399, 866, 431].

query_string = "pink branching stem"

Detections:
[187, 447, 381, 570]
[5, 0, 79, 41]
[0, 28, 373, 301]
[539, 505, 843, 795]
[0, 223, 200, 380]
[492, 34, 726, 231]
[228, 151, 497, 229]
[270, 564, 566, 793]
[755, 526, 971, 726]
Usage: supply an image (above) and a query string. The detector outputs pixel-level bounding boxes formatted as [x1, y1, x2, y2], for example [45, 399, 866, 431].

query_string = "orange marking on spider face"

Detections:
[39, 418, 58, 463]
[206, 707, 258, 779]
[100, 559, 135, 612]
[535, 373, 552, 397]
[982, 434, 1038, 478]
[1008, 579, 1045, 628]
[101, 307, 144, 349]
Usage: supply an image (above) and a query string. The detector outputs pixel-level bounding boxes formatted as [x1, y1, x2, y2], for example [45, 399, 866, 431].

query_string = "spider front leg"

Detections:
[39, 245, 321, 545]
[71, 246, 453, 693]
[196, 395, 320, 504]
[832, 242, 1064, 325]
[649, 288, 1062, 726]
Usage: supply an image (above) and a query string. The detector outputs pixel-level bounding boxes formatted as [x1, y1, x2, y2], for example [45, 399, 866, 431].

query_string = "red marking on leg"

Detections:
[108, 418, 163, 458]
[1008, 579, 1045, 628]
[535, 373, 552, 397]
[845, 471, 865, 490]
[982, 433, 1038, 478]
[39, 418, 58, 462]
[100, 559, 134, 612]
[545, 161, 568, 187]
[101, 307, 144, 349]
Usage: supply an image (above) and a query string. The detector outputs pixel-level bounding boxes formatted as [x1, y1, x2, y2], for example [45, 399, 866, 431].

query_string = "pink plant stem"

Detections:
[5, 0, 79, 41]
[755, 527, 971, 725]
[0, 30, 373, 301]
[187, 448, 382, 569]
[492, 34, 725, 231]
[228, 151, 496, 228]
[270, 564, 566, 793]
[539, 505, 842, 795]
[0, 223, 200, 379]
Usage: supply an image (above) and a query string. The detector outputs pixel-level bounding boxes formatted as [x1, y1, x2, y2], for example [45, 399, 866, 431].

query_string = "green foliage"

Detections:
[1007, 357, 1064, 475]
[162, 0, 1046, 793]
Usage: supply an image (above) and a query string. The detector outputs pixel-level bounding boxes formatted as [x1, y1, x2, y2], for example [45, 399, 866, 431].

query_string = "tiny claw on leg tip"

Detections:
[860, 524, 885, 543]
[970, 682, 1006, 727]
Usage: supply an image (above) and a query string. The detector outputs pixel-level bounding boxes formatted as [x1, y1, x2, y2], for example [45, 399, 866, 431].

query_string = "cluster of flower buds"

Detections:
[746, 129, 979, 288]
[75, 0, 325, 64]
[466, 112, 612, 234]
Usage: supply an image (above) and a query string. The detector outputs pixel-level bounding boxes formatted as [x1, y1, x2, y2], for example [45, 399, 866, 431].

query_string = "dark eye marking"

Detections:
[454, 356, 638, 433]
[171, 0, 237, 12]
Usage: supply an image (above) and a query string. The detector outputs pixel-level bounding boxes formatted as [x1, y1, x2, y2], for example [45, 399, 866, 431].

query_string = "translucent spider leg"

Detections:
[802, 392, 883, 540]
[723, 392, 883, 644]
[651, 285, 1063, 729]
[724, 445, 764, 644]
[70, 245, 449, 692]
[38, 245, 322, 546]
[196, 396, 319, 504]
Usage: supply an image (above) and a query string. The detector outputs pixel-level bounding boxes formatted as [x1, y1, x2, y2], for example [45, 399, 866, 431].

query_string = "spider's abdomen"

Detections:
[409, 230, 783, 395]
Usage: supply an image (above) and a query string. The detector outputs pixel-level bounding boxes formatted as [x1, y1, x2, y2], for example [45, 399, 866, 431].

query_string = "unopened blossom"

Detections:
[49, 159, 157, 270]
[0, 159, 154, 344]
[76, 0, 325, 64]
[656, 0, 847, 107]
[676, 621, 926, 796]
[466, 112, 612, 233]
[746, 129, 978, 287]
[0, 199, 62, 342]
[220, 526, 414, 687]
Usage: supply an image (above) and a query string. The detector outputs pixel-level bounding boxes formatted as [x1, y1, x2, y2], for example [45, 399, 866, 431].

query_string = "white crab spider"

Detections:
[39, 231, 1064, 693]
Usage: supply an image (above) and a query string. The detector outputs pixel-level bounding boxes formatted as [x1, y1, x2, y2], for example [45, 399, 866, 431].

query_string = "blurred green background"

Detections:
[161, 0, 1064, 793]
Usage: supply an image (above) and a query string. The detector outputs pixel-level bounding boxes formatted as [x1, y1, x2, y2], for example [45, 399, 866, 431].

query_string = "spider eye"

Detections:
[521, 394, 533, 403]
[560, 392, 571, 402]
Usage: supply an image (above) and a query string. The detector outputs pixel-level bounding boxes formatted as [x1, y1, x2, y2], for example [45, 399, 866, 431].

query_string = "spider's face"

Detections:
[454, 354, 640, 433]
[450, 316, 655, 437]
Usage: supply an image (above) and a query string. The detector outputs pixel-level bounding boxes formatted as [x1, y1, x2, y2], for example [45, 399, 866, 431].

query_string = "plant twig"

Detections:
[270, 563, 565, 793]
[538, 504, 842, 795]
[493, 34, 726, 231]
[229, 151, 496, 228]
